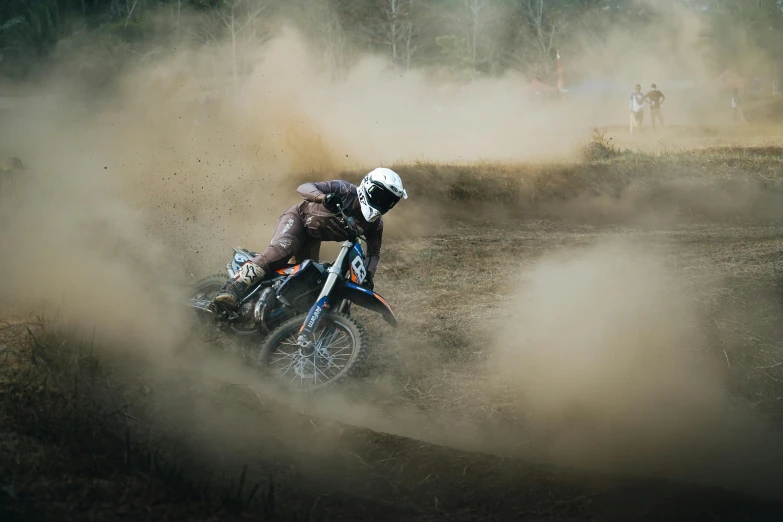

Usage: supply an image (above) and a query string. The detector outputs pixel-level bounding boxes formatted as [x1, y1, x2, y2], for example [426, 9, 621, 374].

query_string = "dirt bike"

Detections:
[187, 205, 397, 391]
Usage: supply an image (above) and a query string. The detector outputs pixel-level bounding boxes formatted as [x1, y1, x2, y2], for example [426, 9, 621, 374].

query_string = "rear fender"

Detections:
[334, 283, 398, 328]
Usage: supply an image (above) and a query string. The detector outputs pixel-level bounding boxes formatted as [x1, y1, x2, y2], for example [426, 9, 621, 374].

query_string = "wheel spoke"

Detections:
[312, 356, 319, 385]
[320, 331, 350, 352]
[278, 358, 300, 376]
[270, 354, 298, 365]
[313, 361, 331, 381]
[270, 350, 299, 362]
[315, 326, 331, 346]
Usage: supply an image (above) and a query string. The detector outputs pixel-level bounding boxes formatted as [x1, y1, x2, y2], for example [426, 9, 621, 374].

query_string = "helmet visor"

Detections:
[366, 182, 401, 214]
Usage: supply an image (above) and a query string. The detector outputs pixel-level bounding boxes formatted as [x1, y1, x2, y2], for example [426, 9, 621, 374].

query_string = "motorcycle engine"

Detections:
[238, 299, 255, 323]
[253, 283, 291, 334]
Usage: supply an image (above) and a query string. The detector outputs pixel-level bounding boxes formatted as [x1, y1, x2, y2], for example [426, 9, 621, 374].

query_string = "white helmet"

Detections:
[357, 167, 408, 222]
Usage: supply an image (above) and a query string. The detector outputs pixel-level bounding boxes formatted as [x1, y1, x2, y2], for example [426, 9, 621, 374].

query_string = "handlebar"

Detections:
[335, 204, 362, 241]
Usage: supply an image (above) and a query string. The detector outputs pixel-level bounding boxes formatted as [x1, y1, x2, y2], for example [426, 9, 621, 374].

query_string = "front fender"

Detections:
[334, 283, 398, 328]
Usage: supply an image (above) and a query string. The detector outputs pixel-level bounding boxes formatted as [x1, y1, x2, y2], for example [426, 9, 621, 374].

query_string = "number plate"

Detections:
[350, 256, 366, 285]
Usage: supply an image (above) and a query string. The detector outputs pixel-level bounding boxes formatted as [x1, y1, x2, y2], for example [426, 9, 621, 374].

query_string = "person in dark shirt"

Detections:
[213, 168, 408, 308]
[644, 83, 666, 129]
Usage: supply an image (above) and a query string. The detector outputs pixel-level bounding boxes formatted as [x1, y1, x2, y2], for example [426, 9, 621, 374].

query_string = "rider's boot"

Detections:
[214, 261, 266, 309]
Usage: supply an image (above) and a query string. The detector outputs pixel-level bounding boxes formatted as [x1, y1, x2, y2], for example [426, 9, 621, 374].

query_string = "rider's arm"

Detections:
[297, 181, 345, 204]
[365, 220, 383, 275]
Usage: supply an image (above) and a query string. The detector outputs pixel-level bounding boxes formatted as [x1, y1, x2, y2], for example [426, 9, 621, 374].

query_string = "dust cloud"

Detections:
[0, 0, 781, 503]
[489, 241, 783, 498]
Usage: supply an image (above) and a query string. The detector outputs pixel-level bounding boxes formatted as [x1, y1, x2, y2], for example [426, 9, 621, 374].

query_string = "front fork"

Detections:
[296, 241, 352, 351]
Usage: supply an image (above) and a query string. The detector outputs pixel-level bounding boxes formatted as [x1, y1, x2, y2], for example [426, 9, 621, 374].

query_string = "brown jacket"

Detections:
[296, 181, 383, 274]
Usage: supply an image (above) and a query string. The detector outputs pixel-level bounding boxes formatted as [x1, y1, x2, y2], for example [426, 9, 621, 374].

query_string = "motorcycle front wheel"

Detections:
[258, 312, 368, 392]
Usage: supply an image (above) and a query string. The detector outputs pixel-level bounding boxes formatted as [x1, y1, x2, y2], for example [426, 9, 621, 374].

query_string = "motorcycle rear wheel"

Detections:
[188, 274, 257, 335]
[259, 312, 368, 392]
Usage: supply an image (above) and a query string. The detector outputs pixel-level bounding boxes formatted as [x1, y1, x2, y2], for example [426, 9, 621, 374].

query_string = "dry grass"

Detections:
[294, 141, 783, 229]
[0, 319, 290, 521]
[581, 128, 622, 161]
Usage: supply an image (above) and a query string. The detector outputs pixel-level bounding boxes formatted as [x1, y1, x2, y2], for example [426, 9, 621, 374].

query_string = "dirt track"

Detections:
[4, 125, 783, 520]
[4, 208, 783, 521]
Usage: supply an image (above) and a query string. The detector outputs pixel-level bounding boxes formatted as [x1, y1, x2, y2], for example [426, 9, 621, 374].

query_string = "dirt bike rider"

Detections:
[213, 167, 408, 309]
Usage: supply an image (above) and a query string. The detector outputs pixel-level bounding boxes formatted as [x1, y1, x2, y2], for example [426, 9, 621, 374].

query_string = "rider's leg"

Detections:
[251, 209, 310, 271]
[290, 239, 321, 265]
[215, 207, 305, 307]
[214, 260, 266, 308]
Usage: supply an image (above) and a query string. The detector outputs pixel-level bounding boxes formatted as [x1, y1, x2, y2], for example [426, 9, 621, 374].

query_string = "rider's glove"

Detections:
[362, 271, 375, 291]
[322, 193, 344, 213]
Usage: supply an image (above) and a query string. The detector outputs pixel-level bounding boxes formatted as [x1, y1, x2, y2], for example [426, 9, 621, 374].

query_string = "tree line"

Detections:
[1, 0, 782, 86]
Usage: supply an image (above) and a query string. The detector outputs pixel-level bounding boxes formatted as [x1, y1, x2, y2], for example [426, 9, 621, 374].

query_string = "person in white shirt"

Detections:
[731, 88, 746, 123]
[629, 84, 645, 135]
